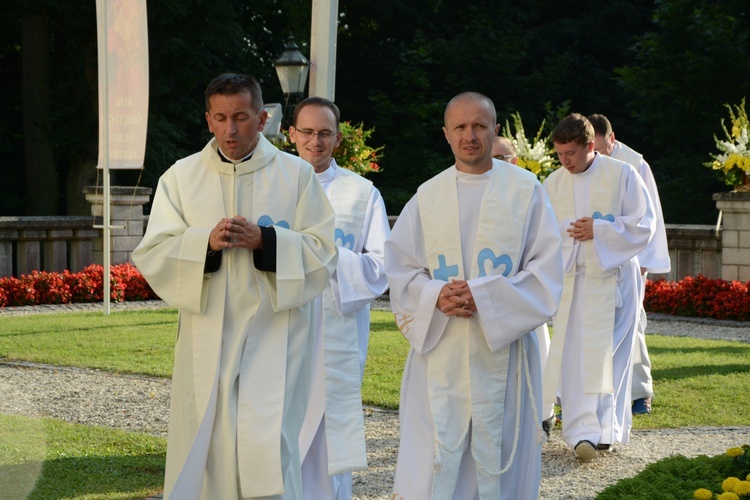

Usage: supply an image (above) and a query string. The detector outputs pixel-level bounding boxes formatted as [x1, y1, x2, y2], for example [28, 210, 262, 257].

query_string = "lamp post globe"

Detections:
[274, 34, 310, 127]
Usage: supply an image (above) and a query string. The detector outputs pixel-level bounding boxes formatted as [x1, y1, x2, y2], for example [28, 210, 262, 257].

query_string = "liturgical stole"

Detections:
[321, 168, 372, 474]
[543, 158, 624, 401]
[613, 142, 643, 170]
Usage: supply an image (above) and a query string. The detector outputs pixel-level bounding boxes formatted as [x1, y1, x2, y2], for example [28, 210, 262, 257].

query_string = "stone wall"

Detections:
[0, 216, 98, 277]
[0, 192, 741, 283]
[0, 186, 151, 278]
[649, 224, 722, 282]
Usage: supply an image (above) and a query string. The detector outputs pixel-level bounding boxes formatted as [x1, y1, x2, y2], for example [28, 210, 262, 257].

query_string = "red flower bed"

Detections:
[0, 264, 158, 308]
[645, 275, 750, 321]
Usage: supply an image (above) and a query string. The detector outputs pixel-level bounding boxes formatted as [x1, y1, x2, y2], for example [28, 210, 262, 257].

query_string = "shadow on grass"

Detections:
[649, 343, 750, 356]
[0, 319, 176, 339]
[651, 363, 750, 381]
[2, 453, 166, 500]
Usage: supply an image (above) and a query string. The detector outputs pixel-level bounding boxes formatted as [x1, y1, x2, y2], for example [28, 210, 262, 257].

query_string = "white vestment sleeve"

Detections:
[263, 167, 338, 312]
[636, 159, 671, 273]
[330, 187, 390, 315]
[132, 170, 212, 314]
[592, 165, 656, 271]
[469, 185, 564, 352]
[385, 197, 450, 354]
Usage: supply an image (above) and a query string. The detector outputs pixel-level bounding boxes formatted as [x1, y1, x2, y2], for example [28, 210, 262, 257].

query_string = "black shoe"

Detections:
[542, 415, 556, 437]
[632, 396, 652, 415]
[596, 443, 611, 451]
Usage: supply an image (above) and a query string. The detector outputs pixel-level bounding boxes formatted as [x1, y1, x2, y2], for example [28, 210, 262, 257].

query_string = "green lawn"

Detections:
[0, 414, 165, 500]
[0, 309, 177, 377]
[0, 309, 747, 424]
[0, 308, 748, 498]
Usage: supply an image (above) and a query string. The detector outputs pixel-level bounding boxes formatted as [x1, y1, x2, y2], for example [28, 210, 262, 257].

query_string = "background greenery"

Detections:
[3, 0, 748, 222]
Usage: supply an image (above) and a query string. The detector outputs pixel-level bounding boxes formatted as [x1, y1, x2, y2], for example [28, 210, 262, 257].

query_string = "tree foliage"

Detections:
[617, 0, 750, 222]
[1, 0, 747, 223]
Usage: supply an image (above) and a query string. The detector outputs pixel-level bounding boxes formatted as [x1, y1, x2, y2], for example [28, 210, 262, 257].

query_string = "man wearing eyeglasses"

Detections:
[588, 114, 670, 417]
[491, 136, 518, 164]
[289, 97, 390, 500]
[542, 114, 655, 461]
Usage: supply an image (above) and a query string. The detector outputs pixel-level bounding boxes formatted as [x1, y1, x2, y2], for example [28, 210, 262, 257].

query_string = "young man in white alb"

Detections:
[542, 113, 655, 461]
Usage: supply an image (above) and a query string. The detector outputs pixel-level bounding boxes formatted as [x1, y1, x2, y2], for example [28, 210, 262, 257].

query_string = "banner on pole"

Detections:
[96, 0, 149, 170]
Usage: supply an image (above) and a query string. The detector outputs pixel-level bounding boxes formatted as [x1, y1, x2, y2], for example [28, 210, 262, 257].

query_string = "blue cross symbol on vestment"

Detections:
[592, 211, 615, 222]
[477, 248, 513, 277]
[433, 254, 459, 282]
[257, 215, 290, 229]
[335, 228, 356, 250]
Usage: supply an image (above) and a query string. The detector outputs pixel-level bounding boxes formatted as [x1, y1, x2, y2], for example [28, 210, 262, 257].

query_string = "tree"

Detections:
[1, 0, 298, 215]
[335, 0, 656, 215]
[617, 0, 750, 223]
[4, 0, 746, 225]
[22, 0, 58, 215]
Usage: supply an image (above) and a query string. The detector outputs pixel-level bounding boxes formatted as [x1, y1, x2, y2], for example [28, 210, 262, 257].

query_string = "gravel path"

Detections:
[0, 300, 748, 498]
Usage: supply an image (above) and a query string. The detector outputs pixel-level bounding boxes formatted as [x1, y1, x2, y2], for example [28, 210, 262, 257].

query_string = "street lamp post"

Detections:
[274, 34, 310, 129]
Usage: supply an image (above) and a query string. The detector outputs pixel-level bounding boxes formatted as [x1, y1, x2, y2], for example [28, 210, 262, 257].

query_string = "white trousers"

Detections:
[535, 323, 556, 420]
[631, 272, 653, 400]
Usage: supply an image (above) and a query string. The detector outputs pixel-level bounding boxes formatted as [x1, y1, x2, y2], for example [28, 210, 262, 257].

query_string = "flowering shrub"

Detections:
[333, 121, 384, 177]
[706, 97, 750, 189]
[111, 263, 155, 301]
[693, 445, 750, 499]
[645, 276, 750, 321]
[502, 112, 560, 182]
[0, 263, 158, 308]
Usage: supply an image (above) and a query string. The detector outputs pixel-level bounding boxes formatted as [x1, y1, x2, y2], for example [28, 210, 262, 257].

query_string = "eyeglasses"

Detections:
[493, 154, 516, 160]
[293, 128, 336, 140]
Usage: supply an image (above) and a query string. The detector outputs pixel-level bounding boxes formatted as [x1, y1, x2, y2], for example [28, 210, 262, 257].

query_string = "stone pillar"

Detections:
[84, 186, 152, 266]
[0, 228, 19, 277]
[17, 229, 44, 276]
[713, 191, 750, 281]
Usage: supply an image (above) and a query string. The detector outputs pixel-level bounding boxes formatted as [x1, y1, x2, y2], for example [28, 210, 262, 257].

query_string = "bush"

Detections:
[0, 264, 158, 307]
[645, 276, 750, 321]
[598, 453, 737, 499]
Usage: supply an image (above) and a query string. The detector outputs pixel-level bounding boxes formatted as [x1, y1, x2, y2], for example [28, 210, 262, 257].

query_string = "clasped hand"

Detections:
[567, 217, 594, 241]
[437, 280, 476, 318]
[209, 216, 263, 251]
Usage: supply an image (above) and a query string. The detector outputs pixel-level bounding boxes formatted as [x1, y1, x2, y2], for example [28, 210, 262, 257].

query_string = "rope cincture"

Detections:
[469, 334, 546, 479]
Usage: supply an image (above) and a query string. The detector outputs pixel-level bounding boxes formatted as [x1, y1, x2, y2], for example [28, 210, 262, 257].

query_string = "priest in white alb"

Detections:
[588, 113, 671, 416]
[132, 74, 338, 499]
[542, 113, 656, 461]
[289, 97, 390, 499]
[386, 92, 563, 499]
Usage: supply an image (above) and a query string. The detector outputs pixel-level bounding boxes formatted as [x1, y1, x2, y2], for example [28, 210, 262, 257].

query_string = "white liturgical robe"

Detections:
[299, 161, 390, 499]
[132, 135, 338, 499]
[543, 153, 655, 449]
[386, 162, 563, 500]
[612, 141, 671, 401]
